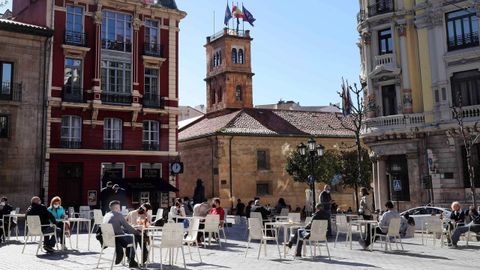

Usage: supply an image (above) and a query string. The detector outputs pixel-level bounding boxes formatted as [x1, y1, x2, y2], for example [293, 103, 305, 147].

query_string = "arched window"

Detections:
[217, 51, 222, 65]
[235, 85, 242, 101]
[238, 49, 244, 64]
[231, 48, 237, 64]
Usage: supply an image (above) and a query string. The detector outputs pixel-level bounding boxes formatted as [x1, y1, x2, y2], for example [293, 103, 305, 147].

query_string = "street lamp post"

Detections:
[298, 138, 325, 209]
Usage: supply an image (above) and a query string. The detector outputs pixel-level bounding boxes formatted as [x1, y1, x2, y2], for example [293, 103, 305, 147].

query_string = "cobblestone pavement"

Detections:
[1, 221, 479, 270]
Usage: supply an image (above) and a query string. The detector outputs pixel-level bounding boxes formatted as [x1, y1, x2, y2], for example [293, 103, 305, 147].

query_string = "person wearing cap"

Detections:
[286, 203, 330, 257]
[100, 181, 114, 214]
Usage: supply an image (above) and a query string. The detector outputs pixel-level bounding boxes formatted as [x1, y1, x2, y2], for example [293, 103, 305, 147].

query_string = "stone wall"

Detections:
[179, 134, 356, 212]
[0, 30, 48, 209]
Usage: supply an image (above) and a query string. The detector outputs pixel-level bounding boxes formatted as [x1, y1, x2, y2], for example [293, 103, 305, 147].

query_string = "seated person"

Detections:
[359, 201, 400, 249]
[208, 198, 225, 222]
[287, 203, 329, 257]
[26, 197, 57, 253]
[449, 201, 466, 230]
[169, 198, 186, 222]
[103, 200, 144, 267]
[47, 196, 70, 248]
[451, 206, 480, 247]
[250, 199, 271, 221]
[126, 203, 152, 226]
[0, 196, 14, 243]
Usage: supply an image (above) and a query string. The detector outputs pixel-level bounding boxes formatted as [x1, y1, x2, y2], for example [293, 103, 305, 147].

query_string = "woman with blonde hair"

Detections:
[449, 201, 465, 228]
[47, 196, 70, 247]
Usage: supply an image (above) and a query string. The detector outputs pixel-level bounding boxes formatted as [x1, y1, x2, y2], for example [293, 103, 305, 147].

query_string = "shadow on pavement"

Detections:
[146, 262, 231, 269]
[386, 250, 450, 260]
[294, 257, 379, 268]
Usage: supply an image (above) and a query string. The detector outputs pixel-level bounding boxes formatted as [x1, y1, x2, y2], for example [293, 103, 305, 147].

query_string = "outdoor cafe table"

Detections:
[3, 213, 25, 241]
[264, 221, 302, 258]
[63, 217, 91, 250]
[135, 225, 163, 267]
[350, 220, 379, 249]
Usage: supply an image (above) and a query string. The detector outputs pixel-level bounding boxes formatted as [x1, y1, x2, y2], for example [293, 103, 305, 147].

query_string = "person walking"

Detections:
[319, 185, 334, 236]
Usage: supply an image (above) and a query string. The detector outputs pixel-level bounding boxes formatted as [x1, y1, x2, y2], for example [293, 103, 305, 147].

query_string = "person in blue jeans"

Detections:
[451, 206, 480, 247]
[287, 203, 329, 257]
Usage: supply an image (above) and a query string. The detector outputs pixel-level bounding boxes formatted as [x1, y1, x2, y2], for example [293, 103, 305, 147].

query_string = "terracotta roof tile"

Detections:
[179, 108, 354, 141]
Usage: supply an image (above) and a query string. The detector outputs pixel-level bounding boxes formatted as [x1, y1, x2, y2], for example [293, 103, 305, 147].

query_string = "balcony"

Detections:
[208, 28, 250, 43]
[367, 0, 394, 17]
[447, 32, 479, 51]
[102, 39, 132, 52]
[143, 142, 160, 151]
[364, 113, 426, 131]
[101, 92, 132, 105]
[64, 31, 88, 47]
[62, 86, 84, 103]
[452, 104, 480, 120]
[0, 82, 22, 102]
[60, 140, 82, 149]
[143, 94, 164, 109]
[103, 141, 123, 150]
[144, 43, 164, 58]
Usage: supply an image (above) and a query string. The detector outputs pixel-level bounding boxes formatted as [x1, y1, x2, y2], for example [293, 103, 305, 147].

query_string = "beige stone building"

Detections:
[178, 28, 355, 210]
[0, 19, 53, 208]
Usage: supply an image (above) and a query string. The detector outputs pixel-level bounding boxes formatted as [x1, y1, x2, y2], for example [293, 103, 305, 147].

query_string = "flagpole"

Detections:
[242, 3, 245, 33]
[213, 10, 215, 35]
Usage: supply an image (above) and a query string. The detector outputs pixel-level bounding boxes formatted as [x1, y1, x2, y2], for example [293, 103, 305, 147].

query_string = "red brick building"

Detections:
[13, 0, 186, 209]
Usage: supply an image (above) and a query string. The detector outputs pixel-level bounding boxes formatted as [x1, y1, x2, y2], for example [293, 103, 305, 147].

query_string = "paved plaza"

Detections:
[0, 220, 479, 270]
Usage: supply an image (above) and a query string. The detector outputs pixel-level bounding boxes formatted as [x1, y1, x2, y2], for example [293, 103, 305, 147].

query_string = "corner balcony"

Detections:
[369, 53, 400, 77]
[364, 113, 426, 133]
[0, 82, 22, 102]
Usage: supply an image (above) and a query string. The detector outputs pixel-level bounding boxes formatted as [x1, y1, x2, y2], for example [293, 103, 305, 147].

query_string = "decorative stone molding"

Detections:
[367, 93, 377, 118]
[403, 89, 413, 113]
[62, 44, 90, 58]
[142, 55, 167, 68]
[361, 32, 371, 46]
[94, 7, 103, 25]
[397, 24, 407, 37]
[133, 16, 143, 31]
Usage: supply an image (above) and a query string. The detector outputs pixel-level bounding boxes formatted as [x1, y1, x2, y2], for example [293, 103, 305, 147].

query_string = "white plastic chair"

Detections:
[96, 223, 138, 270]
[152, 208, 164, 223]
[299, 220, 331, 260]
[304, 216, 313, 225]
[158, 223, 186, 270]
[199, 214, 222, 247]
[371, 218, 404, 251]
[183, 218, 202, 262]
[79, 206, 91, 231]
[22, 216, 58, 255]
[288, 213, 301, 223]
[90, 209, 103, 234]
[334, 215, 352, 248]
[245, 218, 281, 259]
[425, 218, 450, 247]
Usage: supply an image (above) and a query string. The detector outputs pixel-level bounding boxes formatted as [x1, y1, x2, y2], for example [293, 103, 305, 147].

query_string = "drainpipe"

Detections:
[228, 136, 234, 209]
[208, 136, 218, 198]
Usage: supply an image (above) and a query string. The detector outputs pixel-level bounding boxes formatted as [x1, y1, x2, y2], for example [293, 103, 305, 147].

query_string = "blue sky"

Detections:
[1, 1, 361, 107]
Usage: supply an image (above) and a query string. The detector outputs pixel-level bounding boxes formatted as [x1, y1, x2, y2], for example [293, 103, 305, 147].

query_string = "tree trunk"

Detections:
[355, 131, 362, 211]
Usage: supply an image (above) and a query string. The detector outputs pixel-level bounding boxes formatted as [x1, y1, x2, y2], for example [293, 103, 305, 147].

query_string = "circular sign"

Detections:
[171, 162, 183, 174]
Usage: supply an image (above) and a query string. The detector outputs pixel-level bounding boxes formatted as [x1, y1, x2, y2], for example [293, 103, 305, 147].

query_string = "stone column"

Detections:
[371, 160, 378, 209]
[132, 15, 142, 105]
[398, 24, 413, 114]
[93, 7, 103, 103]
[406, 152, 421, 209]
[362, 32, 376, 118]
[376, 157, 389, 209]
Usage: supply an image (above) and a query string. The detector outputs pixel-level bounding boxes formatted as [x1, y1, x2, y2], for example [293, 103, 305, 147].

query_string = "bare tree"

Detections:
[451, 94, 479, 208]
[330, 79, 372, 210]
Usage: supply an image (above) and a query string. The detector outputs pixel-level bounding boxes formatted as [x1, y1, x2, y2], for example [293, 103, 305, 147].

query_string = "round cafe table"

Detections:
[264, 221, 302, 258]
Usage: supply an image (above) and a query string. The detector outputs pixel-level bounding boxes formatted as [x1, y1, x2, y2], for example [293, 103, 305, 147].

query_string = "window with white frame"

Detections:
[104, 118, 122, 149]
[101, 11, 132, 52]
[65, 5, 85, 45]
[144, 68, 159, 97]
[61, 116, 82, 147]
[101, 60, 131, 93]
[144, 19, 160, 55]
[143, 120, 159, 150]
[141, 163, 162, 178]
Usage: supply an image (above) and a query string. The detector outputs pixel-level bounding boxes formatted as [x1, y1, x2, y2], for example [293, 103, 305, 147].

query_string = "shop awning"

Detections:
[102, 177, 179, 192]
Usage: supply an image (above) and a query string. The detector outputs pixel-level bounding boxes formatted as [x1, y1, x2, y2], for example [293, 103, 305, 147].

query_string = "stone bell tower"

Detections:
[204, 28, 254, 113]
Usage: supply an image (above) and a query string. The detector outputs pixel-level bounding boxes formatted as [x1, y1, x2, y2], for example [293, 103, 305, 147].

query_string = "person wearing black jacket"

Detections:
[26, 196, 57, 253]
[451, 206, 480, 247]
[287, 203, 330, 257]
[100, 181, 114, 214]
[250, 199, 271, 221]
[0, 196, 14, 243]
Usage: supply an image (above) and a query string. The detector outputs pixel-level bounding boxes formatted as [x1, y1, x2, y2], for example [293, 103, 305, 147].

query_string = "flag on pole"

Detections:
[341, 79, 352, 116]
[224, 2, 232, 25]
[242, 4, 256, 26]
[232, 4, 244, 19]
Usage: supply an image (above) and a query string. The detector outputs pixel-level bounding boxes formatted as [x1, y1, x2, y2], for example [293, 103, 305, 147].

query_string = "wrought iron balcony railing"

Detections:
[62, 85, 84, 103]
[447, 32, 479, 51]
[367, 0, 394, 17]
[142, 142, 160, 151]
[64, 31, 88, 47]
[0, 82, 22, 102]
[60, 140, 82, 149]
[144, 43, 164, 57]
[143, 94, 164, 109]
[101, 92, 132, 105]
[103, 141, 123, 150]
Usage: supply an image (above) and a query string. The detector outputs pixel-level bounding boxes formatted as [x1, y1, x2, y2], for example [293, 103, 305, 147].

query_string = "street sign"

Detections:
[393, 179, 402, 192]
[307, 175, 315, 185]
